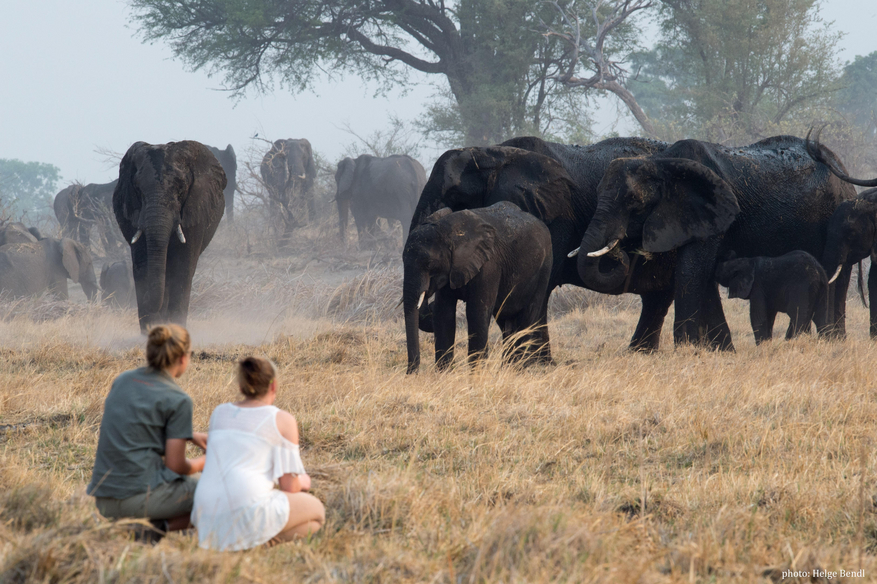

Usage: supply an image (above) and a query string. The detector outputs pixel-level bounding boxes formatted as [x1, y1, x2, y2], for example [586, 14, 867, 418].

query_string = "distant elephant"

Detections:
[0, 222, 41, 246]
[715, 251, 829, 344]
[0, 237, 98, 301]
[335, 154, 426, 246]
[570, 135, 856, 350]
[260, 139, 316, 245]
[403, 201, 552, 373]
[54, 180, 123, 255]
[207, 144, 237, 222]
[113, 140, 226, 332]
[100, 260, 136, 309]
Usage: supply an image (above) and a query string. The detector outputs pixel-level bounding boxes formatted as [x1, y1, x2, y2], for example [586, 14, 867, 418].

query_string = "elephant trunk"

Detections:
[576, 211, 630, 293]
[140, 206, 174, 331]
[337, 196, 350, 242]
[404, 268, 429, 374]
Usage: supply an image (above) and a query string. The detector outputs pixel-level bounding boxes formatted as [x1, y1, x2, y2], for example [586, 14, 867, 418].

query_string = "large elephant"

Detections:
[571, 136, 856, 350]
[0, 222, 41, 246]
[0, 238, 98, 301]
[207, 144, 237, 222]
[54, 180, 123, 255]
[260, 139, 316, 245]
[335, 154, 426, 247]
[113, 140, 226, 332]
[404, 202, 552, 373]
[410, 137, 671, 356]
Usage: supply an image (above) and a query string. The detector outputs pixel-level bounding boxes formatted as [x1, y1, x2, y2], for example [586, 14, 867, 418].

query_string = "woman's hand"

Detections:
[189, 432, 208, 451]
[279, 473, 311, 493]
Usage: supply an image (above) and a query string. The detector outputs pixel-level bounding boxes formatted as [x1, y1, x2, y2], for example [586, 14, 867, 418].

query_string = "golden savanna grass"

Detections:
[2, 221, 877, 583]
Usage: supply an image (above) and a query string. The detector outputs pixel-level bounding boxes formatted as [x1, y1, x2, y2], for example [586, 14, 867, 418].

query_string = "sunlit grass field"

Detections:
[2, 223, 876, 583]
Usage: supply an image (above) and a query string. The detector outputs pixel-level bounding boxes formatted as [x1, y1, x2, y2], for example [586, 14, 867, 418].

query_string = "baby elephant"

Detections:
[715, 250, 829, 344]
[403, 201, 552, 373]
[100, 260, 136, 308]
[0, 238, 99, 301]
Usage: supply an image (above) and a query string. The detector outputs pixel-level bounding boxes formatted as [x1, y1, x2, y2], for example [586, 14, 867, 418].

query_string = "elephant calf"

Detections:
[403, 201, 553, 373]
[715, 251, 829, 344]
[100, 260, 136, 308]
[0, 238, 99, 301]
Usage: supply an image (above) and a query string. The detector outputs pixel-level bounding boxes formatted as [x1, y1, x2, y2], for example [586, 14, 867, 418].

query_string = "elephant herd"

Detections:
[2, 131, 876, 370]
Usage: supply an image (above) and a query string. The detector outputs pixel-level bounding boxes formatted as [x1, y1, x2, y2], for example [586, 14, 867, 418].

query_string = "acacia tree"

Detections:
[629, 0, 843, 142]
[128, 0, 584, 146]
[542, 0, 657, 137]
[0, 159, 61, 220]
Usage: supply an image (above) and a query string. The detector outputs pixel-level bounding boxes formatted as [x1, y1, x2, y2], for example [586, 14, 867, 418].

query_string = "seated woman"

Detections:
[87, 324, 206, 534]
[192, 357, 325, 551]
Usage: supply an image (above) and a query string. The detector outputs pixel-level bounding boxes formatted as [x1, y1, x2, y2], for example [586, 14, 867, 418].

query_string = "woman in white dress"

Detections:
[192, 357, 325, 551]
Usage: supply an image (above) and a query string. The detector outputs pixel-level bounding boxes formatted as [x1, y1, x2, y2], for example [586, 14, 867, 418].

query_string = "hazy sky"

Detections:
[1, 1, 875, 186]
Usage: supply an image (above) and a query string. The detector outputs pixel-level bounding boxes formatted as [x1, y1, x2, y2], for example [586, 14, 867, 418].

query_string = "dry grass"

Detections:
[2, 237, 877, 582]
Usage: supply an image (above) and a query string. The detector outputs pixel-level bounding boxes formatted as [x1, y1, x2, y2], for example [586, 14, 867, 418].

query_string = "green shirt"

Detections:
[87, 367, 193, 499]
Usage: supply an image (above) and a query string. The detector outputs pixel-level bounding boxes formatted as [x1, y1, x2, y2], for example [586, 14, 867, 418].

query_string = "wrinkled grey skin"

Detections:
[335, 154, 426, 247]
[54, 180, 123, 255]
[100, 260, 136, 309]
[715, 251, 829, 344]
[403, 201, 552, 373]
[0, 222, 41, 246]
[260, 139, 316, 245]
[113, 140, 226, 333]
[207, 144, 237, 222]
[0, 237, 98, 300]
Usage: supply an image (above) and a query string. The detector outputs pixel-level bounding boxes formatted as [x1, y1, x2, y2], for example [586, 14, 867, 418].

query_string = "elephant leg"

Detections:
[434, 292, 457, 371]
[164, 238, 200, 327]
[630, 288, 674, 352]
[530, 292, 553, 364]
[466, 294, 493, 366]
[307, 192, 316, 222]
[870, 262, 877, 339]
[673, 239, 731, 349]
[130, 242, 151, 332]
[750, 298, 775, 345]
[786, 291, 814, 340]
[702, 283, 734, 350]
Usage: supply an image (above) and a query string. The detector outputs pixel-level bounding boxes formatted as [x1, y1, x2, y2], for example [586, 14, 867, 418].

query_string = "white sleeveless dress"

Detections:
[192, 403, 306, 551]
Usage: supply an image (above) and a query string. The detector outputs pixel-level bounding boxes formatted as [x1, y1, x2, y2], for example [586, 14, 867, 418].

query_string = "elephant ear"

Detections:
[727, 264, 755, 300]
[491, 150, 575, 223]
[335, 158, 356, 198]
[424, 208, 453, 225]
[448, 211, 496, 289]
[181, 142, 227, 229]
[60, 238, 82, 283]
[642, 159, 740, 253]
[441, 148, 506, 209]
[113, 143, 147, 241]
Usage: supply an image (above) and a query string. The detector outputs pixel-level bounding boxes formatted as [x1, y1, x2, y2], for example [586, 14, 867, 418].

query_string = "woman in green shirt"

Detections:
[88, 324, 207, 534]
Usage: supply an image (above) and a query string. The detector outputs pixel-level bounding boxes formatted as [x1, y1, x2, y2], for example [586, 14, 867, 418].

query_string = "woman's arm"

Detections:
[275, 410, 310, 492]
[278, 473, 311, 493]
[189, 432, 208, 451]
[165, 438, 205, 475]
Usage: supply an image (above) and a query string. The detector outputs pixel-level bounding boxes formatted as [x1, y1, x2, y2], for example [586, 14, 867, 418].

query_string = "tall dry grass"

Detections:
[2, 230, 877, 582]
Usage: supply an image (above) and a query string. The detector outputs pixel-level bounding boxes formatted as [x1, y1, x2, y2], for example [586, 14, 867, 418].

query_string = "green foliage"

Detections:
[0, 159, 61, 220]
[630, 0, 843, 143]
[127, 0, 591, 147]
[837, 52, 877, 136]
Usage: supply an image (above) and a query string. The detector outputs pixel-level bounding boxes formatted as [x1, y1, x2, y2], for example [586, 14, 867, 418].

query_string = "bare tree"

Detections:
[543, 0, 656, 137]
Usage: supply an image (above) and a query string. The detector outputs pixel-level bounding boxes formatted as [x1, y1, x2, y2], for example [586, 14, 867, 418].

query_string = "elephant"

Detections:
[113, 140, 226, 332]
[54, 180, 124, 255]
[404, 201, 552, 373]
[0, 237, 98, 301]
[207, 144, 237, 222]
[409, 136, 671, 357]
[715, 251, 829, 344]
[568, 135, 856, 351]
[100, 260, 136, 309]
[260, 139, 316, 245]
[335, 154, 426, 247]
[0, 222, 42, 246]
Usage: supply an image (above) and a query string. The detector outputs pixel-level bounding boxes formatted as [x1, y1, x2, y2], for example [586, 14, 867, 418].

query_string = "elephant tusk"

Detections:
[567, 247, 580, 258]
[828, 265, 842, 284]
[130, 229, 143, 244]
[416, 291, 426, 309]
[587, 239, 620, 258]
[297, 174, 307, 179]
[176, 225, 186, 244]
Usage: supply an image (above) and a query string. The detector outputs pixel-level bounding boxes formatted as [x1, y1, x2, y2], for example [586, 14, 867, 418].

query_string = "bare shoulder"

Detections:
[275, 409, 299, 444]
